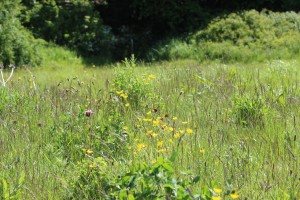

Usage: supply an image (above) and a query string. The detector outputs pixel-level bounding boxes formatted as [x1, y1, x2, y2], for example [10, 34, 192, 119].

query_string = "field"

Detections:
[1, 45, 300, 199]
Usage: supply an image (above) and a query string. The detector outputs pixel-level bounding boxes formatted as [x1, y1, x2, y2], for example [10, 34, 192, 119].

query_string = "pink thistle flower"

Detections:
[85, 109, 93, 117]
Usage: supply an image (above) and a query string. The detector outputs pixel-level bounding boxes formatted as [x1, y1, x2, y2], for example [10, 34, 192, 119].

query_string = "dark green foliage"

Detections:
[67, 156, 200, 199]
[22, 0, 113, 56]
[0, 0, 40, 66]
[150, 10, 300, 63]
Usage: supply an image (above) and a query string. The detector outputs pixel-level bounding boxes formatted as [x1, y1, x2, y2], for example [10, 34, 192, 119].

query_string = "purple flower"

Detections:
[85, 109, 93, 117]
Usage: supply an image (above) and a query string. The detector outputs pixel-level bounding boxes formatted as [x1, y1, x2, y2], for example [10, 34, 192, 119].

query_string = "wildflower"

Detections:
[168, 139, 173, 144]
[153, 120, 159, 126]
[157, 148, 167, 153]
[230, 193, 239, 199]
[86, 149, 93, 154]
[173, 117, 178, 120]
[143, 118, 152, 122]
[149, 74, 156, 79]
[137, 143, 146, 151]
[212, 196, 221, 200]
[85, 109, 93, 117]
[157, 141, 163, 147]
[174, 133, 180, 139]
[186, 128, 193, 134]
[120, 93, 128, 99]
[213, 188, 222, 195]
[168, 127, 174, 132]
[123, 126, 128, 131]
[116, 90, 124, 95]
[182, 121, 188, 125]
[125, 103, 130, 107]
[152, 133, 158, 137]
[200, 149, 205, 154]
[146, 111, 152, 115]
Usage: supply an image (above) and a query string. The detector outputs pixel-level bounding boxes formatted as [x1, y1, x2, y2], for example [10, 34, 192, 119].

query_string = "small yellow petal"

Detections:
[230, 194, 239, 199]
[212, 196, 222, 200]
[86, 149, 93, 154]
[213, 188, 222, 194]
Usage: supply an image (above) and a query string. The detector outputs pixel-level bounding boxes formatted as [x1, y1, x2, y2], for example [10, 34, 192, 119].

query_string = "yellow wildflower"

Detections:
[174, 133, 180, 139]
[173, 117, 178, 120]
[213, 188, 222, 194]
[143, 118, 152, 122]
[157, 148, 167, 153]
[157, 141, 163, 147]
[149, 74, 156, 79]
[116, 90, 124, 95]
[153, 120, 160, 126]
[186, 128, 193, 134]
[125, 103, 130, 107]
[168, 127, 174, 132]
[152, 133, 158, 137]
[137, 143, 146, 151]
[200, 149, 205, 154]
[146, 111, 152, 115]
[212, 196, 221, 200]
[120, 93, 128, 99]
[230, 194, 239, 199]
[86, 149, 93, 154]
[182, 121, 188, 125]
[168, 139, 174, 144]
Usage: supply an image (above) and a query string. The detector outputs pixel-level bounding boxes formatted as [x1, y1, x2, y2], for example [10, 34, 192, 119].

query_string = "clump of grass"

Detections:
[231, 96, 265, 127]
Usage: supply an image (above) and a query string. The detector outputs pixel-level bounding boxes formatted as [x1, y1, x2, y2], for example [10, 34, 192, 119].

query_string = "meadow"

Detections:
[0, 42, 299, 200]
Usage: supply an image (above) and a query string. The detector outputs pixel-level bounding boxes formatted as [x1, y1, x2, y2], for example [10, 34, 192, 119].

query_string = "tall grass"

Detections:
[1, 44, 300, 199]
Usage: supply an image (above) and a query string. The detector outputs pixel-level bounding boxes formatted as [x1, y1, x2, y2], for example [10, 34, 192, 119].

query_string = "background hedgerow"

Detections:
[149, 10, 300, 63]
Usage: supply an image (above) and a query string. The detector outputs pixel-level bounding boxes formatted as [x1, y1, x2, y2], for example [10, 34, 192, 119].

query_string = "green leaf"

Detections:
[168, 151, 178, 163]
[2, 179, 9, 199]
[128, 194, 135, 200]
[192, 176, 200, 183]
[18, 173, 25, 185]
[162, 163, 174, 173]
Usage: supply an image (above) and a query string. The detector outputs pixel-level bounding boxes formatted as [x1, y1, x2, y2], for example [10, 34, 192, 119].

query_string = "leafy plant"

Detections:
[232, 96, 265, 127]
[106, 156, 200, 199]
[0, 0, 40, 66]
[113, 55, 154, 107]
[0, 173, 25, 199]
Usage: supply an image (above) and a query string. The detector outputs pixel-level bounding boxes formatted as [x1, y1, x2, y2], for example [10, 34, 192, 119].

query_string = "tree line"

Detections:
[1, 0, 300, 66]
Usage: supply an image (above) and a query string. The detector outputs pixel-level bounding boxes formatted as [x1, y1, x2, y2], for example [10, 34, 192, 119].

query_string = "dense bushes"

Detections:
[22, 0, 113, 56]
[150, 10, 300, 63]
[0, 0, 40, 66]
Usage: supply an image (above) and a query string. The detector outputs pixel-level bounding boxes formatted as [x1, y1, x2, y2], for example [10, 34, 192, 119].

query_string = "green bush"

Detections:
[150, 10, 300, 63]
[22, 0, 113, 56]
[67, 156, 201, 199]
[0, 0, 40, 66]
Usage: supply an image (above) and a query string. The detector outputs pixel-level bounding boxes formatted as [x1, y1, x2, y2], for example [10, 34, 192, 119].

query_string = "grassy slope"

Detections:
[1, 45, 300, 199]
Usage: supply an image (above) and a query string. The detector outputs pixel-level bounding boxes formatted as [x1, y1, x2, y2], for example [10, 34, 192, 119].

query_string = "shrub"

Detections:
[150, 10, 300, 63]
[22, 0, 113, 56]
[67, 156, 200, 199]
[0, 0, 40, 66]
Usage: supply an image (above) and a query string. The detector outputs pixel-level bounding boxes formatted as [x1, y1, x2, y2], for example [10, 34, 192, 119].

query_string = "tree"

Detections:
[0, 0, 40, 66]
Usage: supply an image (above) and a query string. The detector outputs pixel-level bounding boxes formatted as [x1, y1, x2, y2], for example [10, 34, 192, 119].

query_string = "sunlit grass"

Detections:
[1, 44, 300, 199]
